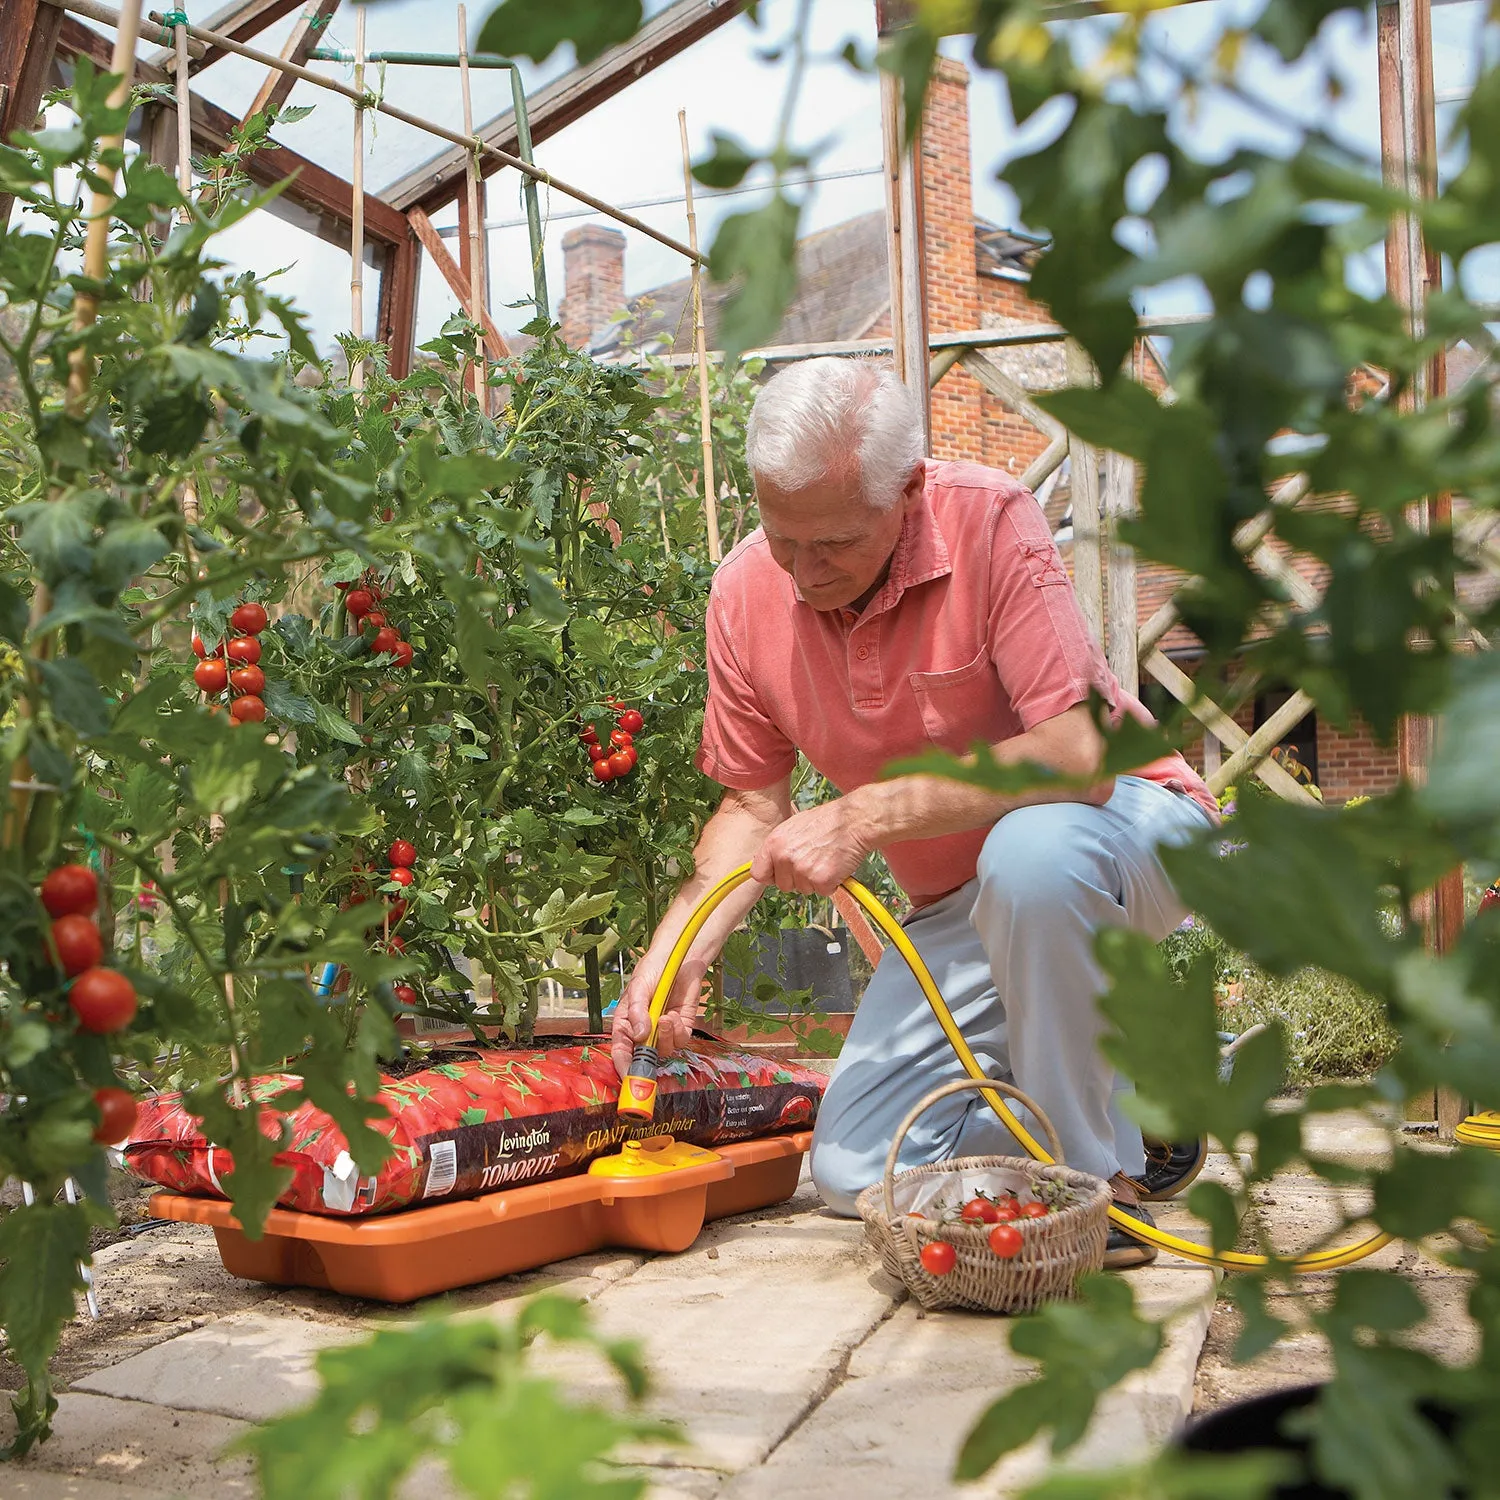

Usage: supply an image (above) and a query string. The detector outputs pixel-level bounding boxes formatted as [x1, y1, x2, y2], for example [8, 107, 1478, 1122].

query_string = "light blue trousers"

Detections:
[809, 776, 1212, 1215]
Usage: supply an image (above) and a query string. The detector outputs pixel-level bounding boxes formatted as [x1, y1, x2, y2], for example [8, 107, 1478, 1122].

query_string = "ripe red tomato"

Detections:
[617, 708, 644, 735]
[226, 635, 261, 666]
[192, 633, 208, 658]
[919, 1240, 957, 1276]
[52, 914, 103, 976]
[345, 589, 375, 619]
[230, 694, 266, 724]
[609, 729, 633, 750]
[991, 1198, 1020, 1221]
[41, 864, 97, 919]
[620, 745, 638, 770]
[386, 897, 408, 922]
[229, 664, 265, 696]
[590, 758, 616, 782]
[363, 610, 387, 632]
[334, 579, 352, 591]
[387, 867, 414, 888]
[386, 936, 406, 956]
[607, 751, 633, 778]
[194, 659, 228, 694]
[580, 726, 598, 744]
[1020, 1201, 1050, 1218]
[229, 602, 268, 635]
[388, 839, 416, 868]
[69, 968, 137, 1033]
[960, 1196, 1002, 1225]
[393, 984, 417, 1007]
[92, 1086, 137, 1145]
[588, 741, 608, 762]
[391, 641, 414, 668]
[1481, 885, 1500, 916]
[370, 626, 402, 656]
[988, 1223, 1023, 1259]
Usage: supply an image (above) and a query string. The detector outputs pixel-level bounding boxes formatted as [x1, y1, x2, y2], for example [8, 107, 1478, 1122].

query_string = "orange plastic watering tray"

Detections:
[148, 1131, 812, 1303]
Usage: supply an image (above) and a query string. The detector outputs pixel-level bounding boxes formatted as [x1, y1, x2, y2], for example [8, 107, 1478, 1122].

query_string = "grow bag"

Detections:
[124, 1036, 825, 1218]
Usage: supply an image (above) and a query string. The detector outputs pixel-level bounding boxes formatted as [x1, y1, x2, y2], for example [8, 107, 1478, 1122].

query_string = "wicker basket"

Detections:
[855, 1078, 1111, 1314]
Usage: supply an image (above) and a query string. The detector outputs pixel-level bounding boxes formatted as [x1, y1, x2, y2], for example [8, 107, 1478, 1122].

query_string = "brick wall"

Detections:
[559, 225, 626, 349]
[920, 58, 986, 461]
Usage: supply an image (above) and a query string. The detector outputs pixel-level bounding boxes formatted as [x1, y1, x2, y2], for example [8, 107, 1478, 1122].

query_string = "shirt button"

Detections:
[856, 646, 870, 660]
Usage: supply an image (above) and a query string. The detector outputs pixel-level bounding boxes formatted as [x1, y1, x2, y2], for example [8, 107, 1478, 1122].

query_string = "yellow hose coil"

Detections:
[645, 864, 1393, 1273]
[1456, 1112, 1500, 1151]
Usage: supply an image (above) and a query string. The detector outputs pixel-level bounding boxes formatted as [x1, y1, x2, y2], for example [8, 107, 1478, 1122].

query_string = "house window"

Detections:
[1253, 687, 1318, 786]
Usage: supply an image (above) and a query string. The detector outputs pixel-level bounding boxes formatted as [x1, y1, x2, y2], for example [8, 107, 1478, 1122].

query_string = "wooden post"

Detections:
[0, 0, 65, 223]
[1063, 339, 1104, 647]
[678, 108, 721, 565]
[377, 230, 421, 379]
[1377, 0, 1467, 1135]
[876, 0, 930, 448]
[348, 4, 366, 392]
[457, 3, 486, 405]
[1104, 445, 1138, 695]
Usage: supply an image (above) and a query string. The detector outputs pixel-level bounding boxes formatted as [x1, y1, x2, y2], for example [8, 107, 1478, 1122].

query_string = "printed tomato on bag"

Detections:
[124, 1038, 826, 1216]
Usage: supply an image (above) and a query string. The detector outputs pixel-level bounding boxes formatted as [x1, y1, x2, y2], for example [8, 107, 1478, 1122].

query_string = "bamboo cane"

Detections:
[65, 0, 144, 415]
[458, 3, 485, 406]
[172, 13, 203, 529]
[349, 5, 367, 392]
[678, 109, 721, 565]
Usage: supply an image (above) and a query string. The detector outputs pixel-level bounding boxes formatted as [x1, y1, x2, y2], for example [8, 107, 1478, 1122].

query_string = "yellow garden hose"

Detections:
[1456, 1112, 1500, 1151]
[631, 864, 1393, 1274]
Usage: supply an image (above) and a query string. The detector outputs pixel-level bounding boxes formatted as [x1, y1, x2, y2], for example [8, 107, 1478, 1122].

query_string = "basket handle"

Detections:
[881, 1077, 1066, 1223]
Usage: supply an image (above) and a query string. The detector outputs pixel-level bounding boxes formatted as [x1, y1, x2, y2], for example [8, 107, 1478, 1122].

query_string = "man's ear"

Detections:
[900, 461, 927, 511]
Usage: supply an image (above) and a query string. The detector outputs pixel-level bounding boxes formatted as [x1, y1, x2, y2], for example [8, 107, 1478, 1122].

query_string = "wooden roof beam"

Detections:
[385, 0, 746, 215]
[54, 14, 406, 244]
[236, 0, 338, 129]
[145, 0, 304, 73]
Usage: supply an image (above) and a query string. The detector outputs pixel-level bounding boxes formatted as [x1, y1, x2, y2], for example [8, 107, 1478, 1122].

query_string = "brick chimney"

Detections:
[559, 224, 626, 349]
[920, 56, 984, 461]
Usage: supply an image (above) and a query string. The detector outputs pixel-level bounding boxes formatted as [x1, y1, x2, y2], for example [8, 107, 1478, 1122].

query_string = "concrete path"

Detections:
[1, 1154, 1229, 1500]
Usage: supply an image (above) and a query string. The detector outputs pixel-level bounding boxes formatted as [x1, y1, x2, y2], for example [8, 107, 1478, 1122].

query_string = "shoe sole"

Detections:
[1103, 1241, 1158, 1270]
[1135, 1140, 1210, 1203]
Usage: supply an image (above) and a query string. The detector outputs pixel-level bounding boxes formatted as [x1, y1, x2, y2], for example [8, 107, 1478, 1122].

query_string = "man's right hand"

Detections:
[610, 951, 712, 1079]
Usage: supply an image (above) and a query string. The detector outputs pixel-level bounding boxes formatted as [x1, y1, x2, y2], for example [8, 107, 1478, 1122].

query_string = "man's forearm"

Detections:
[638, 790, 787, 979]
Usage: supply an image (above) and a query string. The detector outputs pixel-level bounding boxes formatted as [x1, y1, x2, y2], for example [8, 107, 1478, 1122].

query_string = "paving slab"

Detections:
[719, 1256, 1219, 1500]
[72, 1309, 359, 1423]
[0, 1473, 173, 1499]
[532, 1189, 904, 1475]
[1, 1394, 253, 1499]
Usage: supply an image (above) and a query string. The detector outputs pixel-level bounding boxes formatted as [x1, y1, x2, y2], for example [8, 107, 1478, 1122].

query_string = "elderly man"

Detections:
[610, 358, 1216, 1268]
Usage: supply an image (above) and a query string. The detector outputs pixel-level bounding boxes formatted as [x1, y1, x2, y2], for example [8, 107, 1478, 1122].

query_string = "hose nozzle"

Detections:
[617, 1043, 660, 1122]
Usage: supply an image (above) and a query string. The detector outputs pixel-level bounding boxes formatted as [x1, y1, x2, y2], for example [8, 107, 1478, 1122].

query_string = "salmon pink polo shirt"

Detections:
[696, 459, 1218, 907]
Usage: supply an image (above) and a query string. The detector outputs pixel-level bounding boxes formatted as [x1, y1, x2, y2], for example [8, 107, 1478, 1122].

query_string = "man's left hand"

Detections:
[750, 797, 870, 895]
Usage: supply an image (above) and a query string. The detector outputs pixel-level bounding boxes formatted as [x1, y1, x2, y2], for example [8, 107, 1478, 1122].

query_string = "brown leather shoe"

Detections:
[1104, 1200, 1159, 1270]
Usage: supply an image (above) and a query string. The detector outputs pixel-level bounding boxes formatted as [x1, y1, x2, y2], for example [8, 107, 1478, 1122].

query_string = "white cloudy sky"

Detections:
[51, 0, 1499, 353]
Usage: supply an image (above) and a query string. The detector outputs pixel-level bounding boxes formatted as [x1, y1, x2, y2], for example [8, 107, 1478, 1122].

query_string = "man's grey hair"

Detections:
[745, 357, 925, 510]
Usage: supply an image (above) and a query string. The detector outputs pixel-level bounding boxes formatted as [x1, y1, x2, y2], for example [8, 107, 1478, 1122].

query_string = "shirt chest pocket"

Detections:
[909, 650, 998, 751]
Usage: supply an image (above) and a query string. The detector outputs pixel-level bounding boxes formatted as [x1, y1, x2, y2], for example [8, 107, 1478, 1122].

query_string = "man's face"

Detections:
[755, 465, 923, 612]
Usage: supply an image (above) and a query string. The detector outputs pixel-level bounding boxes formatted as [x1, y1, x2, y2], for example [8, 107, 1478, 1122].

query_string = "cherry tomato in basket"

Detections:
[41, 864, 97, 919]
[988, 1223, 1023, 1259]
[960, 1196, 1002, 1225]
[92, 1086, 137, 1144]
[919, 1240, 957, 1276]
[229, 602, 268, 636]
[1019, 1201, 1050, 1219]
[991, 1198, 1020, 1221]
